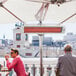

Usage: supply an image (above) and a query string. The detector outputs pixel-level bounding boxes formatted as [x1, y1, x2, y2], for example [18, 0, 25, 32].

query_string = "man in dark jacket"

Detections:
[56, 44, 76, 76]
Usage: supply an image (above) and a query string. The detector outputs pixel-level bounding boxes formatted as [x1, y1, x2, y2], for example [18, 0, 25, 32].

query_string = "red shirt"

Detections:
[6, 56, 27, 76]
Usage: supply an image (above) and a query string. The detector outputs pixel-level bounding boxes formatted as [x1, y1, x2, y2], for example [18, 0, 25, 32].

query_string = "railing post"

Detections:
[31, 64, 36, 76]
[28, 65, 33, 76]
[36, 65, 40, 76]
[51, 65, 56, 76]
[44, 66, 47, 76]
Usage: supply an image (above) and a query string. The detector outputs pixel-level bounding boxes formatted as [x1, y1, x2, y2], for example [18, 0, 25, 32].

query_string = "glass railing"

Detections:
[0, 58, 58, 76]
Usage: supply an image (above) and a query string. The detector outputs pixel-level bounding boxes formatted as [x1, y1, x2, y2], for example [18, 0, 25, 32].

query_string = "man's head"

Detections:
[10, 48, 19, 58]
[64, 44, 72, 53]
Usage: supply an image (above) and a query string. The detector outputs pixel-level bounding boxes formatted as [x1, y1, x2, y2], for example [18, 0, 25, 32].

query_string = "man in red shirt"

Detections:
[5, 49, 28, 76]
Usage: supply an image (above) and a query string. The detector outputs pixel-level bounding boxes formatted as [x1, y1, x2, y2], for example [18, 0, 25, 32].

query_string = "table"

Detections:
[0, 67, 9, 76]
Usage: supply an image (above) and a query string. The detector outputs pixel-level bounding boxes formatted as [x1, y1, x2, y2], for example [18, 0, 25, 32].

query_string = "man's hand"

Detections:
[55, 68, 60, 76]
[5, 54, 9, 60]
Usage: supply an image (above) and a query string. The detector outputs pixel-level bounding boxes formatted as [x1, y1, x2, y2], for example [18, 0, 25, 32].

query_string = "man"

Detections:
[56, 44, 76, 76]
[5, 49, 28, 76]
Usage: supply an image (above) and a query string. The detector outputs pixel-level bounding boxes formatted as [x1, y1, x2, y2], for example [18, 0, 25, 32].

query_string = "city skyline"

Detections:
[0, 22, 76, 42]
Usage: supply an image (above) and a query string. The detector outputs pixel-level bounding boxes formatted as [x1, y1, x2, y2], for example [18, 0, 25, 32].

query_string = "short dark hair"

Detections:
[11, 48, 19, 55]
[64, 45, 72, 52]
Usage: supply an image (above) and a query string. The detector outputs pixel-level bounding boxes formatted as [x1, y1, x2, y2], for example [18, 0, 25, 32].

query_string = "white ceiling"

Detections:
[0, 0, 76, 24]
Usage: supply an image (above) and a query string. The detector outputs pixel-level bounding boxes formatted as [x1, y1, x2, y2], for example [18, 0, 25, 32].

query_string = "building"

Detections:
[63, 33, 76, 42]
[63, 33, 76, 49]
[32, 36, 39, 46]
[13, 24, 38, 57]
[32, 36, 53, 46]
[13, 25, 29, 49]
[43, 37, 53, 46]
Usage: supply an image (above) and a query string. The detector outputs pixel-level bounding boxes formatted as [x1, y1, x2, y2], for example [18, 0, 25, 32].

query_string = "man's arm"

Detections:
[6, 58, 18, 70]
[55, 68, 60, 76]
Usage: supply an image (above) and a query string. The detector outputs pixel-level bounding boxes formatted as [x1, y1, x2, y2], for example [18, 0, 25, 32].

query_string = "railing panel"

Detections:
[0, 58, 57, 76]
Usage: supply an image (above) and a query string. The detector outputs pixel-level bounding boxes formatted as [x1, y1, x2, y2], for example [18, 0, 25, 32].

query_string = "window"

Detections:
[25, 34, 28, 40]
[16, 33, 21, 41]
[17, 45, 20, 48]
[25, 53, 32, 56]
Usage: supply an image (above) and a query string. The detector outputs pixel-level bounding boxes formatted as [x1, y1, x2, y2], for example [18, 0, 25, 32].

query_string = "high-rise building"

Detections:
[32, 36, 53, 46]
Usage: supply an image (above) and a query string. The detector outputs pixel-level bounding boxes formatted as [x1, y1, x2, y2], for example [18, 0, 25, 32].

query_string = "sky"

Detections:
[0, 23, 15, 40]
[0, 22, 76, 42]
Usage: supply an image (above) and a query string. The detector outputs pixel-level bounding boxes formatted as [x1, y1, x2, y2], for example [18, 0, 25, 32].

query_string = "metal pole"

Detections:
[39, 34, 43, 76]
[58, 13, 76, 25]
[0, 3, 24, 24]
